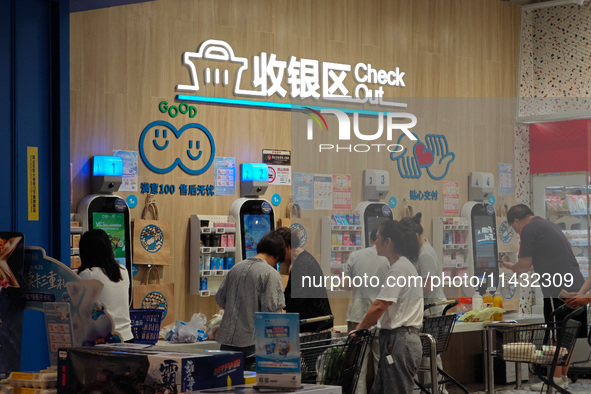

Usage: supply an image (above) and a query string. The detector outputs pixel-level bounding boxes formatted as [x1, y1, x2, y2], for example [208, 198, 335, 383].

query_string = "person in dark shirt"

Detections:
[503, 204, 586, 390]
[276, 227, 333, 332]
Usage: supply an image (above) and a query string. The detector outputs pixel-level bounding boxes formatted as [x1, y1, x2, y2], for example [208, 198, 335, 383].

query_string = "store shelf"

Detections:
[547, 210, 590, 216]
[442, 244, 469, 250]
[200, 247, 236, 254]
[190, 214, 237, 296]
[331, 245, 362, 252]
[200, 270, 229, 277]
[321, 216, 362, 277]
[330, 224, 362, 232]
[442, 262, 468, 268]
[570, 241, 589, 247]
[70, 226, 83, 234]
[201, 227, 236, 234]
[443, 225, 470, 231]
[433, 216, 472, 289]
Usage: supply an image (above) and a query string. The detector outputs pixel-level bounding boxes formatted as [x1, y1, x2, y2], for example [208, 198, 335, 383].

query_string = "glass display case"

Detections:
[532, 173, 590, 279]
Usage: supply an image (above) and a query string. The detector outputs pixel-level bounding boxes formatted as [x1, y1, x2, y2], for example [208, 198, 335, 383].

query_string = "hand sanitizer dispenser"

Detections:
[468, 172, 494, 202]
[363, 169, 389, 202]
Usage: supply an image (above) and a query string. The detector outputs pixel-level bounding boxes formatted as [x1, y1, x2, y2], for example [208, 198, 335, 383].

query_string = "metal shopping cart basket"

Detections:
[300, 316, 334, 384]
[415, 300, 469, 394]
[299, 316, 374, 394]
[492, 304, 585, 394]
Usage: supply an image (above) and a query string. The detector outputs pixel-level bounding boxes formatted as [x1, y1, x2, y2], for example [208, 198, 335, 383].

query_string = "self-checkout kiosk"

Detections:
[77, 156, 133, 302]
[229, 163, 275, 261]
[355, 169, 393, 247]
[461, 172, 499, 293]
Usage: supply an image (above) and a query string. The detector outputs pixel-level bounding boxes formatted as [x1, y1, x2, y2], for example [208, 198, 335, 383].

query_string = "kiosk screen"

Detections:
[366, 215, 391, 241]
[472, 215, 497, 274]
[92, 212, 127, 267]
[243, 214, 272, 258]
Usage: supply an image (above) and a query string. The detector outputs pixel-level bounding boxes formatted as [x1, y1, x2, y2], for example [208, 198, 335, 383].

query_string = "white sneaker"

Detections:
[529, 377, 566, 391]
[562, 375, 569, 389]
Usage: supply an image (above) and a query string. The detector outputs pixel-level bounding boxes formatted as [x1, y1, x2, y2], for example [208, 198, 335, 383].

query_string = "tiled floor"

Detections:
[444, 377, 591, 393]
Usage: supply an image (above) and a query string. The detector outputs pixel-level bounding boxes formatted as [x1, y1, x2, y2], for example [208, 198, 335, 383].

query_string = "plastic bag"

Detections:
[161, 320, 186, 341]
[205, 310, 224, 340]
[458, 307, 506, 322]
[170, 313, 207, 343]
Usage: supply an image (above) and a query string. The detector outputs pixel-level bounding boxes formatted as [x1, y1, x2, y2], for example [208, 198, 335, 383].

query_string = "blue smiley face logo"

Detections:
[187, 140, 202, 160]
[139, 121, 216, 175]
[153, 128, 170, 150]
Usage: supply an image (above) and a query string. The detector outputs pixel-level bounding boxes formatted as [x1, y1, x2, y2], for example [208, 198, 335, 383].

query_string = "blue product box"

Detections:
[58, 347, 244, 394]
[226, 256, 234, 270]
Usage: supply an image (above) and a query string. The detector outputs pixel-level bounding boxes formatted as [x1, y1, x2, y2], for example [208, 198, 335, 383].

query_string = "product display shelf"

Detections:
[432, 216, 471, 277]
[70, 213, 83, 269]
[320, 216, 362, 292]
[189, 214, 237, 296]
[543, 184, 591, 280]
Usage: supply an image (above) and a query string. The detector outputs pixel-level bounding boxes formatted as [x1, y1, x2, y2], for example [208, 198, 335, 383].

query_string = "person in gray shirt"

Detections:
[216, 231, 286, 364]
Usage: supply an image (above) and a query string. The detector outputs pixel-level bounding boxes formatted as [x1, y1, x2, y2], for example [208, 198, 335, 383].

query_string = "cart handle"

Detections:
[348, 328, 372, 338]
[549, 303, 586, 322]
[424, 299, 459, 316]
[299, 315, 334, 325]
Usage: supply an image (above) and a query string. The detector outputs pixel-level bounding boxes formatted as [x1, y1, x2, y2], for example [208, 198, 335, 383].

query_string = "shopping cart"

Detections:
[299, 315, 374, 394]
[415, 299, 469, 394]
[492, 304, 585, 394]
[300, 315, 334, 383]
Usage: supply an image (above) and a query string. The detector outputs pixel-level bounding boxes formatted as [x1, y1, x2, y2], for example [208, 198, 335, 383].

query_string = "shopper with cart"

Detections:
[352, 220, 424, 394]
[342, 228, 389, 394]
[215, 231, 286, 365]
[503, 203, 586, 390]
[401, 213, 449, 394]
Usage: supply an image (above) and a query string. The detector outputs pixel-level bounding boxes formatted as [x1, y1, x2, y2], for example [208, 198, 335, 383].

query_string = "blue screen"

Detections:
[243, 214, 272, 258]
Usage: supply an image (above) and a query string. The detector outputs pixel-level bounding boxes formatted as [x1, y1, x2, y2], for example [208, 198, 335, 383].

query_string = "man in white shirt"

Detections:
[342, 229, 389, 394]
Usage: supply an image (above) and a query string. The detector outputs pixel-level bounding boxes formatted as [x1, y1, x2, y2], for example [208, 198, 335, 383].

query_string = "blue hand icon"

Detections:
[390, 133, 422, 179]
[424, 134, 455, 180]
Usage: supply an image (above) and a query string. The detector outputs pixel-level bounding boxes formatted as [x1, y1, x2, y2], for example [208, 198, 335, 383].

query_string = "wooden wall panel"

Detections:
[71, 0, 521, 327]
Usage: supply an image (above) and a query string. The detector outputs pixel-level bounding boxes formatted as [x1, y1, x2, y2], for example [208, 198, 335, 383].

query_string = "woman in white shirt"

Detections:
[77, 229, 133, 342]
[353, 220, 423, 394]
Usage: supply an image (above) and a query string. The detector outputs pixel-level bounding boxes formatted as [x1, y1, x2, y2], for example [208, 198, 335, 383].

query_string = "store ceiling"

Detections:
[70, 0, 154, 13]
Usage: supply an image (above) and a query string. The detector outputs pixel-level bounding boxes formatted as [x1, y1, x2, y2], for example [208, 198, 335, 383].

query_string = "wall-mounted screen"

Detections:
[243, 214, 272, 258]
[469, 205, 499, 279]
[362, 203, 393, 246]
[92, 212, 127, 267]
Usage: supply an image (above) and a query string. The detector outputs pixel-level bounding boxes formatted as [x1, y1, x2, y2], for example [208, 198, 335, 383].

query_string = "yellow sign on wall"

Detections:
[27, 146, 39, 221]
